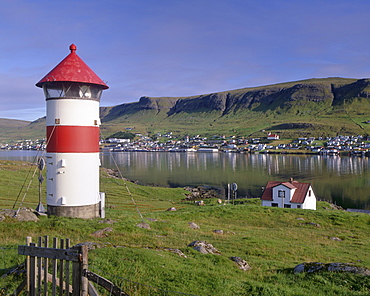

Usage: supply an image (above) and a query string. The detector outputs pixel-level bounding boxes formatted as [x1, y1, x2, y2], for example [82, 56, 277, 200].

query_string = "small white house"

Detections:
[261, 179, 316, 210]
[267, 133, 279, 140]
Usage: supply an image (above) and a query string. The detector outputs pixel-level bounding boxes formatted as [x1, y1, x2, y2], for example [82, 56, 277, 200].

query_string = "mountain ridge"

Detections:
[2, 77, 370, 141]
[97, 77, 370, 138]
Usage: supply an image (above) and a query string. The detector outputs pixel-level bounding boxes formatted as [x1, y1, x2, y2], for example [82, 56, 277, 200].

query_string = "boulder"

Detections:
[213, 229, 223, 234]
[188, 241, 221, 255]
[165, 248, 187, 258]
[230, 256, 252, 271]
[98, 219, 117, 224]
[91, 227, 113, 238]
[0, 208, 39, 222]
[195, 200, 204, 206]
[136, 222, 151, 229]
[294, 262, 370, 276]
[188, 222, 200, 229]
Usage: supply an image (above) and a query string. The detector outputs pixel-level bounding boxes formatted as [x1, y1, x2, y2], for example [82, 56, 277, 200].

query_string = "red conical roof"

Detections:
[36, 44, 109, 89]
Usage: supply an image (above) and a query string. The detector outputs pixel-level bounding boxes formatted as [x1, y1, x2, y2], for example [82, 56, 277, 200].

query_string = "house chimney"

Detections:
[290, 177, 294, 183]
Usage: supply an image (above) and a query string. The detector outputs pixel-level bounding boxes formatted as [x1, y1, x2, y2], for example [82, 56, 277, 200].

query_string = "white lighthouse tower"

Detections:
[36, 44, 109, 218]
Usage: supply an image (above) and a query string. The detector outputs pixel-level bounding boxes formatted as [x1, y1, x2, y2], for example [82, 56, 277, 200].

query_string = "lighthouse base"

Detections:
[47, 203, 100, 219]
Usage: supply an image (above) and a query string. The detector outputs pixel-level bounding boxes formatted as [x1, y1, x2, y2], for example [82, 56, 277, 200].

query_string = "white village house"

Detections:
[261, 179, 316, 210]
[267, 132, 279, 140]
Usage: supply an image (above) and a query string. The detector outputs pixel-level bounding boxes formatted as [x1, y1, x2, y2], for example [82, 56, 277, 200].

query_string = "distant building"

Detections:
[107, 138, 130, 143]
[267, 133, 279, 140]
[261, 179, 316, 210]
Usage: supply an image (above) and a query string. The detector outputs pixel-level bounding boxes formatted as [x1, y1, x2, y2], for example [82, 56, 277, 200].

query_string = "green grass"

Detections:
[0, 161, 369, 295]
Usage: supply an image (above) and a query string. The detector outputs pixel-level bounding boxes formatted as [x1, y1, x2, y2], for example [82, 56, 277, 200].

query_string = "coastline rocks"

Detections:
[294, 262, 370, 276]
[188, 240, 221, 255]
[183, 186, 221, 201]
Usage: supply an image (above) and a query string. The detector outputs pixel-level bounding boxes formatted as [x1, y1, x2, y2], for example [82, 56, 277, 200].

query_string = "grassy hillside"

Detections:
[0, 160, 369, 295]
[0, 117, 45, 143]
[99, 77, 370, 138]
[2, 77, 370, 141]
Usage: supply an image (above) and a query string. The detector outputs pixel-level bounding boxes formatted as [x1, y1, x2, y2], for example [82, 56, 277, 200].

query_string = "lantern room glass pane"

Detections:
[43, 82, 103, 101]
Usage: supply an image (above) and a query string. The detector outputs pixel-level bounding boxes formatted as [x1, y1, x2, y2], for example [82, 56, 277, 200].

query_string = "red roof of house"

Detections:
[261, 180, 311, 204]
[290, 182, 311, 203]
[36, 44, 108, 89]
[261, 181, 280, 201]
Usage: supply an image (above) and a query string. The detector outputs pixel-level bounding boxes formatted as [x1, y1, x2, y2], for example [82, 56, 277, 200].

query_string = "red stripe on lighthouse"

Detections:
[47, 126, 100, 153]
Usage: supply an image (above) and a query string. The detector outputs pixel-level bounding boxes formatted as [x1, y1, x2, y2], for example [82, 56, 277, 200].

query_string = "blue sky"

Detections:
[1, 0, 370, 121]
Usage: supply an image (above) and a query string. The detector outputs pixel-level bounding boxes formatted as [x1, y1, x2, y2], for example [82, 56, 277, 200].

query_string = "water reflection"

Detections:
[99, 152, 370, 209]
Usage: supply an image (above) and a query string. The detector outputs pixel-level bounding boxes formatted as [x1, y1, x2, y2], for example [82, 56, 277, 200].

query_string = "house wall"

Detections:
[262, 185, 298, 208]
[301, 186, 317, 210]
[273, 185, 296, 208]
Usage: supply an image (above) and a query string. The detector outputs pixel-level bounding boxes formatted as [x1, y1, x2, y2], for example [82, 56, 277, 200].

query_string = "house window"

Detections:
[284, 204, 291, 208]
[297, 205, 301, 209]
[278, 190, 285, 198]
[308, 190, 311, 197]
[271, 203, 279, 207]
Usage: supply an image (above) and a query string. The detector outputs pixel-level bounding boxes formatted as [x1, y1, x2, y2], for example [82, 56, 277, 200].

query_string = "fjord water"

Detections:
[101, 151, 369, 210]
[0, 150, 369, 209]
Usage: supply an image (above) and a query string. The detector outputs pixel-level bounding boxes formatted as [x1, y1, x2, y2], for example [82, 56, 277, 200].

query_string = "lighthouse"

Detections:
[36, 44, 108, 218]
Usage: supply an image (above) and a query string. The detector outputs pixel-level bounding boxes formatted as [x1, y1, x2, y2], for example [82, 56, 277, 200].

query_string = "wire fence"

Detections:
[0, 246, 198, 296]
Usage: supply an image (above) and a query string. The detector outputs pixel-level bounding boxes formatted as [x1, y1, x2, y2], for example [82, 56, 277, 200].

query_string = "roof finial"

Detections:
[69, 44, 77, 53]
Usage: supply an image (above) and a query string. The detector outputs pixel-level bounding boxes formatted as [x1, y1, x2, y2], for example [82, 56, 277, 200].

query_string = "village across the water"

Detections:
[3, 133, 370, 156]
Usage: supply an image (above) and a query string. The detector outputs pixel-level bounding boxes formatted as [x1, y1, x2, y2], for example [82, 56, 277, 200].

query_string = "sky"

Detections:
[1, 0, 370, 121]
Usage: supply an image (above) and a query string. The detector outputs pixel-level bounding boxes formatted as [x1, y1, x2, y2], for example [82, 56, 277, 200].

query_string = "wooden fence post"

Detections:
[81, 245, 89, 296]
[25, 236, 32, 295]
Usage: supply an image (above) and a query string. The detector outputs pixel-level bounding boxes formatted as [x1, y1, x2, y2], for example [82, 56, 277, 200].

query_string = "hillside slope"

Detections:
[100, 77, 370, 138]
[2, 77, 370, 141]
